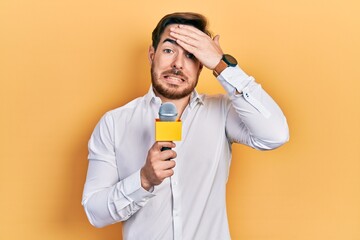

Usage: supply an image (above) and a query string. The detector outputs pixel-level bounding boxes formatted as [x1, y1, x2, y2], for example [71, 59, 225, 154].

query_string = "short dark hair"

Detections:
[152, 12, 211, 50]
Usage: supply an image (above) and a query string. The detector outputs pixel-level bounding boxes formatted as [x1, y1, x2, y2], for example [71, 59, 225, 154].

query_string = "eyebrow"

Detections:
[163, 38, 179, 45]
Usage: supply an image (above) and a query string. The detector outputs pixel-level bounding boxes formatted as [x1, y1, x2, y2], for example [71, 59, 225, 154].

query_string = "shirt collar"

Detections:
[145, 85, 204, 107]
[144, 85, 162, 105]
[188, 89, 204, 108]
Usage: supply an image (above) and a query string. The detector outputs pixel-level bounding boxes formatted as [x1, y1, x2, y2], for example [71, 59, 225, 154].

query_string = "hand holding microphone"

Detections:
[140, 141, 177, 191]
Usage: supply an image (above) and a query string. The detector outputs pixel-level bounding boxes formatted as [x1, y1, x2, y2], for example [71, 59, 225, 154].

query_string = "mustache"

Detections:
[162, 68, 187, 79]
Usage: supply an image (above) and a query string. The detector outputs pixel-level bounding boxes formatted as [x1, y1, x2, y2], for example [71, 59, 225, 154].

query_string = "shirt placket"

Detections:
[170, 158, 182, 240]
[169, 104, 193, 240]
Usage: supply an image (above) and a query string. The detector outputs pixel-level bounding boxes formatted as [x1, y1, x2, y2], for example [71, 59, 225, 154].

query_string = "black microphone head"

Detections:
[159, 102, 178, 122]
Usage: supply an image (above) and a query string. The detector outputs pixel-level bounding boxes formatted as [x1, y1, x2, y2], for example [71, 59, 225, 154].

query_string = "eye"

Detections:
[186, 53, 195, 60]
[163, 49, 173, 54]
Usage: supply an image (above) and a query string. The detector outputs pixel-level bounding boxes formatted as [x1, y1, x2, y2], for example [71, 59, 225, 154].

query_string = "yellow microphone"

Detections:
[155, 102, 182, 152]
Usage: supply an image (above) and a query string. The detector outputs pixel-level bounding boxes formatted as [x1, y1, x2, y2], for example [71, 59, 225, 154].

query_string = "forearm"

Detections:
[220, 66, 289, 149]
[82, 164, 155, 228]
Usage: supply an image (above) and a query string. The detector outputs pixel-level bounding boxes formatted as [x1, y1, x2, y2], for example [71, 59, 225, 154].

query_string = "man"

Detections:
[82, 12, 289, 240]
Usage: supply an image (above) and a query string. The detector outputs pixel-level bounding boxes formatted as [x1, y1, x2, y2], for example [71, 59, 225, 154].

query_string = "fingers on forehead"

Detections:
[176, 24, 204, 35]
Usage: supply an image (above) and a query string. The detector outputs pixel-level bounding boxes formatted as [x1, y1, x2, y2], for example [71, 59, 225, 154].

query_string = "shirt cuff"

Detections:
[217, 65, 271, 118]
[217, 65, 253, 93]
[122, 169, 155, 203]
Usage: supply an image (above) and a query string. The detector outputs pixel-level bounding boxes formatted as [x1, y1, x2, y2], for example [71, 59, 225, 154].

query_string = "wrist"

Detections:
[210, 55, 223, 70]
[213, 54, 238, 77]
[140, 168, 153, 191]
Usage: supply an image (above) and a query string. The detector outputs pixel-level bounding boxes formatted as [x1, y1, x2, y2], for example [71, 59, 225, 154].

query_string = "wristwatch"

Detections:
[213, 54, 238, 77]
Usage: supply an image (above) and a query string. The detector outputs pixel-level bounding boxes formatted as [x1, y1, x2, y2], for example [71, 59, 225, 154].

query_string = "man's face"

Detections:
[149, 24, 203, 100]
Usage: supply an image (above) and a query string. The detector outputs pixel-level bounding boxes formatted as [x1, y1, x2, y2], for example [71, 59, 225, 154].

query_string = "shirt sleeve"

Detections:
[218, 66, 290, 150]
[82, 112, 155, 228]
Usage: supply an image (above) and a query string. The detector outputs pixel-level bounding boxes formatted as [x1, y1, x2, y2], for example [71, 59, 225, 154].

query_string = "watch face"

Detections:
[223, 54, 238, 67]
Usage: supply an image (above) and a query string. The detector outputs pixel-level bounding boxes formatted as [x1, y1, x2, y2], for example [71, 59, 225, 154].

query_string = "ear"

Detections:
[148, 45, 155, 64]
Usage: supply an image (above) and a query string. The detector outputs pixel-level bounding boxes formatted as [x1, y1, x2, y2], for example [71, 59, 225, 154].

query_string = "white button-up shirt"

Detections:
[82, 66, 289, 240]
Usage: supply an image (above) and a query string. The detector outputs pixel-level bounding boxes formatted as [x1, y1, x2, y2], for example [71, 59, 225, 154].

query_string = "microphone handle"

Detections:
[161, 147, 172, 160]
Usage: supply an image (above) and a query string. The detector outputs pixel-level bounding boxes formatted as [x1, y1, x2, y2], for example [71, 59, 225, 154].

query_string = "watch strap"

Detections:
[213, 59, 228, 77]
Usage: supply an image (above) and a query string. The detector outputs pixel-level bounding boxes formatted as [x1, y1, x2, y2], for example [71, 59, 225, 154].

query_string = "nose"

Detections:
[171, 52, 185, 70]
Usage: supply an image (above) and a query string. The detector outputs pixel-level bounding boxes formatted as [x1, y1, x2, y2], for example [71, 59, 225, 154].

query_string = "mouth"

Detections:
[163, 74, 185, 84]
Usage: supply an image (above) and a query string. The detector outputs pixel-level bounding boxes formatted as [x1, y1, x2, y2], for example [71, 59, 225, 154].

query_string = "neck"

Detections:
[155, 92, 191, 118]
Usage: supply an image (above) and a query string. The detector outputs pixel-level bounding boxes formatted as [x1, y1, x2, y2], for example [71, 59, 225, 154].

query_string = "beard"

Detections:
[151, 64, 199, 100]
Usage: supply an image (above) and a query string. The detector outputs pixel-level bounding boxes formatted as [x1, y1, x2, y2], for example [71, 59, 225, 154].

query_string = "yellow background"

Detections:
[1, 0, 359, 239]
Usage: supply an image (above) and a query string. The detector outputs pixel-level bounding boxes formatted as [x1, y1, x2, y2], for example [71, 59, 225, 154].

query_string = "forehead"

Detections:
[159, 24, 178, 42]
